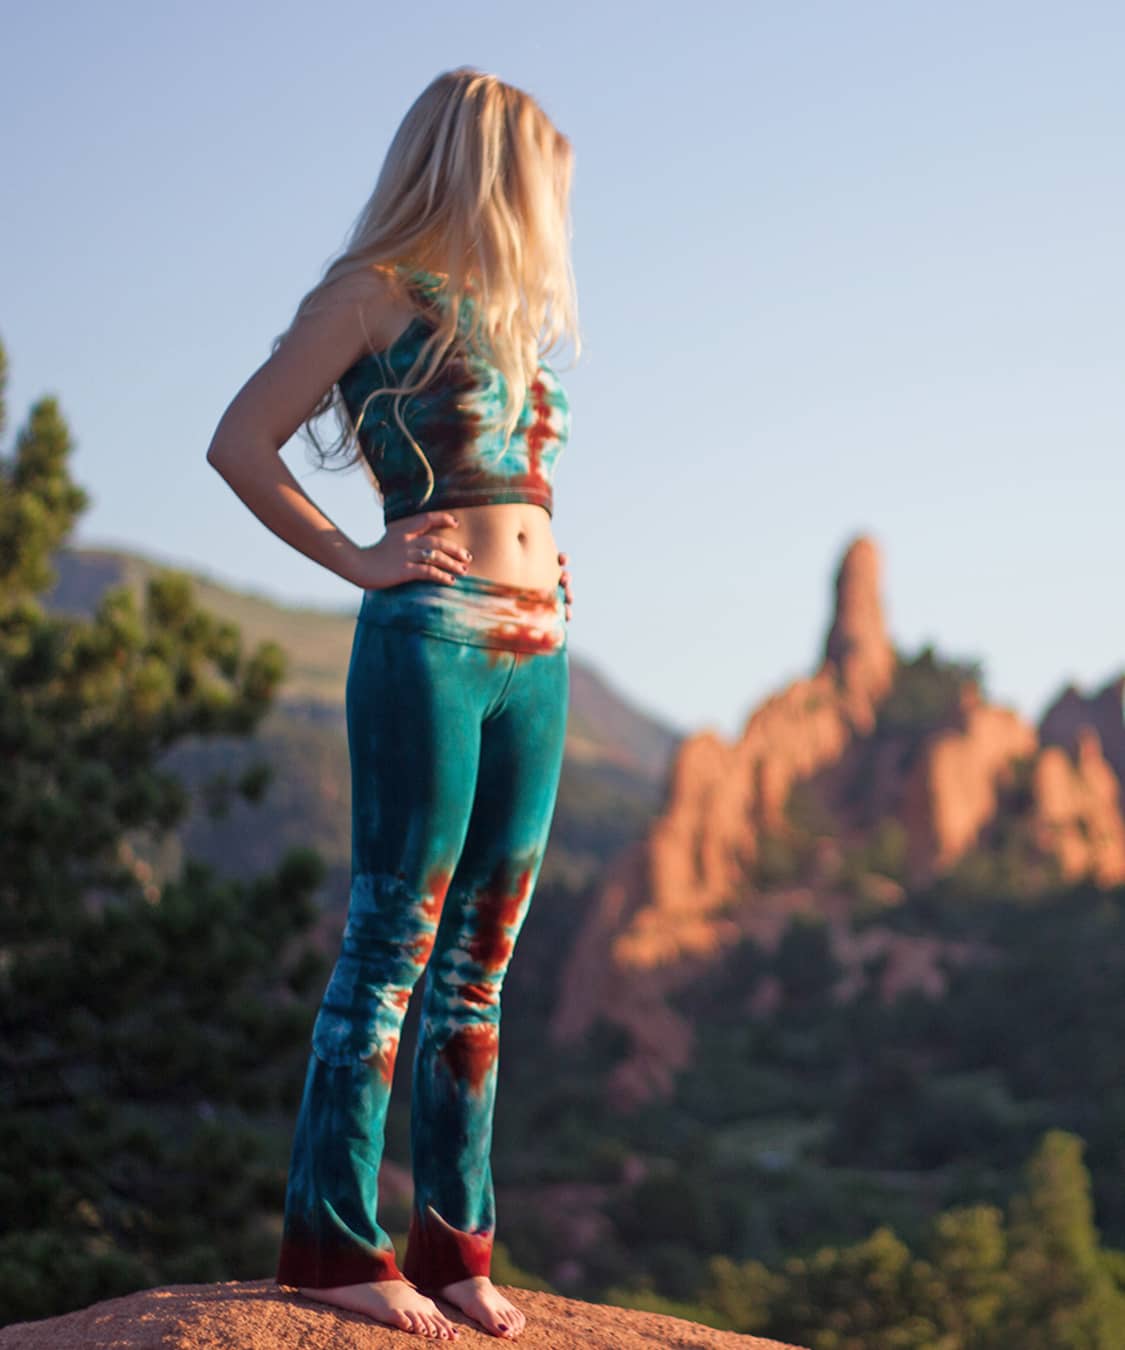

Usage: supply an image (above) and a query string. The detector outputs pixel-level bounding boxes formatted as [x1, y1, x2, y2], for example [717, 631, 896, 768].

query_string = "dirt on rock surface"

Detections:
[0, 1277, 809, 1348]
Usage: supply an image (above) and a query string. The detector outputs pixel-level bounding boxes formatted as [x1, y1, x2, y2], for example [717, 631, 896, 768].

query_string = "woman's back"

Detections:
[337, 267, 571, 527]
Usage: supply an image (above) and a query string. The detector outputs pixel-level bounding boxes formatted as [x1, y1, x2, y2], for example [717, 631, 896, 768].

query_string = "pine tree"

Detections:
[0, 335, 328, 1323]
[997, 1130, 1125, 1348]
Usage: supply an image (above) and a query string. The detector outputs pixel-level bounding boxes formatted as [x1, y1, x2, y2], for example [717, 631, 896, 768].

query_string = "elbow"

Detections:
[206, 419, 281, 472]
[206, 401, 283, 475]
[206, 452, 235, 487]
[206, 431, 232, 473]
[206, 405, 247, 473]
[206, 434, 281, 485]
[206, 430, 250, 476]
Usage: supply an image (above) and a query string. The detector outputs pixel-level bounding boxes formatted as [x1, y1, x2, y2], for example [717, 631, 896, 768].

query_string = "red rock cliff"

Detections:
[550, 534, 1125, 1107]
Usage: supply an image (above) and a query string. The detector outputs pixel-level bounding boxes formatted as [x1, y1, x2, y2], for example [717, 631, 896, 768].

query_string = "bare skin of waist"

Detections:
[384, 501, 562, 591]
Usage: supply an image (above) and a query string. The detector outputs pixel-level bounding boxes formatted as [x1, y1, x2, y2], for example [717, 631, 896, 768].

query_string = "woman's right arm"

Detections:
[205, 270, 397, 586]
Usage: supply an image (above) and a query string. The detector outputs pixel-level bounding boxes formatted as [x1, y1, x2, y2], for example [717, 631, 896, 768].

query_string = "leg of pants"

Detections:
[276, 597, 568, 1291]
[402, 637, 569, 1292]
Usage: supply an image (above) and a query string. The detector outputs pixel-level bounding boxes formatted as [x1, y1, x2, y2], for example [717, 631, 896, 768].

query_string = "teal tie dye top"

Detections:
[337, 267, 570, 524]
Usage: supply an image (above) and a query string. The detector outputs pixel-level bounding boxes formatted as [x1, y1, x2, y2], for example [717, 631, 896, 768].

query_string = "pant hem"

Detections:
[276, 1232, 410, 1290]
[402, 1202, 495, 1291]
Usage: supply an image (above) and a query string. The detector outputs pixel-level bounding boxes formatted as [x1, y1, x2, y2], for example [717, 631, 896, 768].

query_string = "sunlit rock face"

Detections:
[0, 1276, 810, 1349]
[550, 534, 1125, 1108]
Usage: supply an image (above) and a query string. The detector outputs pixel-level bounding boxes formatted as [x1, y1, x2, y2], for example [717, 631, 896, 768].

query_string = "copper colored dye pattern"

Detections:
[459, 978, 498, 1008]
[420, 864, 453, 923]
[469, 866, 534, 972]
[356, 567, 566, 655]
[407, 930, 436, 964]
[525, 374, 554, 477]
[512, 589, 557, 611]
[479, 620, 558, 650]
[439, 1022, 500, 1092]
[362, 1034, 400, 1087]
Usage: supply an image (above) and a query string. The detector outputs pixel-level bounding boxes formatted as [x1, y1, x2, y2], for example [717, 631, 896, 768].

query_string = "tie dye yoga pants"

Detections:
[275, 570, 569, 1294]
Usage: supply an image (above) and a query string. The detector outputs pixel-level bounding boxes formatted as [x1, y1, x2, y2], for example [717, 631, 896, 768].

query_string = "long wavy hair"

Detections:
[274, 67, 580, 507]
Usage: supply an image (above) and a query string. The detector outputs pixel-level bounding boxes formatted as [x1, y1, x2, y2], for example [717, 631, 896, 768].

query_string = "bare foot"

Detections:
[432, 1275, 525, 1338]
[297, 1278, 462, 1339]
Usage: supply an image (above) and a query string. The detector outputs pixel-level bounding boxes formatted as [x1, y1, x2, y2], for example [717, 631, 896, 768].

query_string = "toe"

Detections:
[500, 1305, 523, 1336]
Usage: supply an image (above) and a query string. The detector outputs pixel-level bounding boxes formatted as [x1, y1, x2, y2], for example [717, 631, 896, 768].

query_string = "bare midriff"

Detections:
[382, 501, 561, 592]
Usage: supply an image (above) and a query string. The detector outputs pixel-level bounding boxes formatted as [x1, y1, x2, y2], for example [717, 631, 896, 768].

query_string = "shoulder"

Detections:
[320, 264, 419, 355]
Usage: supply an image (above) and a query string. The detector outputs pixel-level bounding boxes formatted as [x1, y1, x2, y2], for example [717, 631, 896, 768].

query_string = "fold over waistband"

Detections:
[357, 570, 567, 654]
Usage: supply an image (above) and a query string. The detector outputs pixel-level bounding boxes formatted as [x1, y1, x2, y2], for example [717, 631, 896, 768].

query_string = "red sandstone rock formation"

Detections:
[898, 680, 1125, 888]
[552, 535, 897, 1103]
[1037, 675, 1125, 883]
[822, 534, 898, 734]
[1031, 725, 1125, 884]
[550, 534, 1125, 1108]
[0, 1278, 807, 1349]
[898, 683, 1039, 880]
[1040, 673, 1125, 785]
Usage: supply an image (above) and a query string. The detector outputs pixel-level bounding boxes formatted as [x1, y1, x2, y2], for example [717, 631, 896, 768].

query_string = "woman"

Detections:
[206, 68, 579, 1340]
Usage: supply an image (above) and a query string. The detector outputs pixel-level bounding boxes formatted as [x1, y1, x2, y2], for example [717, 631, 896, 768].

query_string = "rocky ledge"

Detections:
[0, 1277, 808, 1348]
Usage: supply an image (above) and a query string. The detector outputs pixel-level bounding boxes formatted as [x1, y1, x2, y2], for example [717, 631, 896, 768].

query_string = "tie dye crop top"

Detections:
[336, 266, 570, 524]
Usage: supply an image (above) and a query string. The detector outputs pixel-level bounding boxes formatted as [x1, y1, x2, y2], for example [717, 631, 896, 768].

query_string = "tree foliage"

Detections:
[699, 1130, 1125, 1349]
[0, 336, 327, 1322]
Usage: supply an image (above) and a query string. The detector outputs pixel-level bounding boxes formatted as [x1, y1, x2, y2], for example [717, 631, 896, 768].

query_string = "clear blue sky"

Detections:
[4, 1, 1122, 739]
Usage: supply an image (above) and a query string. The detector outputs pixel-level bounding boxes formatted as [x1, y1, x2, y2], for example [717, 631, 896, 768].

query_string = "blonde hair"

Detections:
[274, 66, 580, 507]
